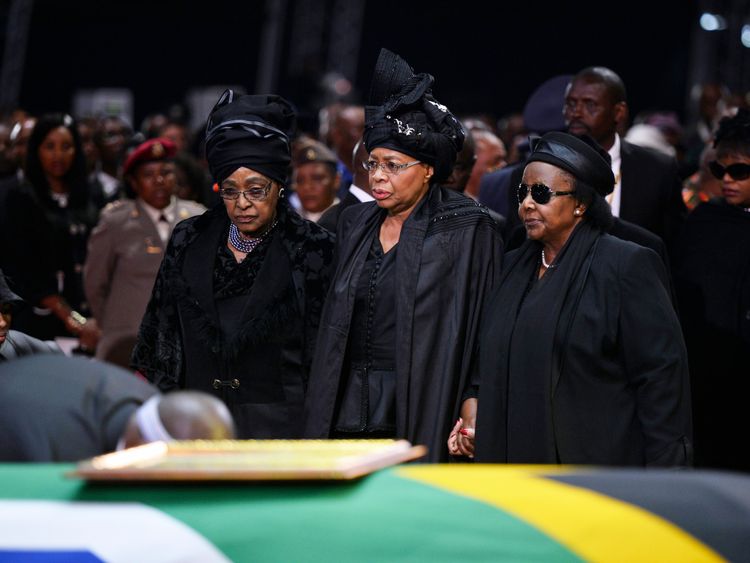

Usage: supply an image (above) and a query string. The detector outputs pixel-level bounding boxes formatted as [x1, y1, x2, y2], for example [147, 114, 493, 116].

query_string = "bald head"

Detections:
[572, 66, 627, 104]
[331, 105, 364, 167]
[121, 391, 235, 448]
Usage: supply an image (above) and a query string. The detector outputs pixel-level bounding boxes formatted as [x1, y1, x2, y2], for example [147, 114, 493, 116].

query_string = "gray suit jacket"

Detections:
[84, 198, 205, 364]
[0, 330, 60, 361]
[0, 355, 157, 461]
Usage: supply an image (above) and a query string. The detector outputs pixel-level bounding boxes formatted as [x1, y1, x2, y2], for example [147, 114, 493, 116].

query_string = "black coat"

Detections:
[131, 201, 335, 438]
[474, 229, 692, 466]
[303, 186, 504, 462]
[318, 191, 362, 233]
[673, 200, 750, 470]
[1, 179, 98, 338]
[619, 140, 686, 249]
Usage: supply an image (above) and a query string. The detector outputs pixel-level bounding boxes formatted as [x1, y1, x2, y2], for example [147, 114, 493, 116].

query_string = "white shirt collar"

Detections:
[608, 133, 621, 165]
[605, 133, 622, 217]
[349, 184, 374, 202]
[139, 197, 176, 224]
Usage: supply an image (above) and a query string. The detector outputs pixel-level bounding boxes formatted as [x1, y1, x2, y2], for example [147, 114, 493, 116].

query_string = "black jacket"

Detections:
[673, 200, 750, 470]
[619, 140, 686, 249]
[131, 201, 335, 438]
[475, 230, 692, 466]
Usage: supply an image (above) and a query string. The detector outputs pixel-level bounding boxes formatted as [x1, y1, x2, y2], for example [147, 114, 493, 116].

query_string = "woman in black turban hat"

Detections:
[454, 131, 692, 467]
[303, 49, 504, 462]
[132, 91, 335, 438]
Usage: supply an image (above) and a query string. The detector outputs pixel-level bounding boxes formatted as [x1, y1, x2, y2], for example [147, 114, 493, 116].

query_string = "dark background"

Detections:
[19, 0, 700, 129]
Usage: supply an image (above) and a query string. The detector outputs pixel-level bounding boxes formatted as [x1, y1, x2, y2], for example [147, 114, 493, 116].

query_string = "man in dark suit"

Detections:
[564, 67, 687, 248]
[0, 355, 235, 462]
[318, 138, 373, 233]
[479, 75, 572, 241]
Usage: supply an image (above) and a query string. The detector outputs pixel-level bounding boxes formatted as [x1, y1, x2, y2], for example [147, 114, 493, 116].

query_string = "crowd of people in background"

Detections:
[0, 54, 748, 471]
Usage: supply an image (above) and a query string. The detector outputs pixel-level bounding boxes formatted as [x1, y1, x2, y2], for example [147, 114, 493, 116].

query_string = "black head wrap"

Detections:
[363, 49, 464, 183]
[205, 90, 296, 186]
[527, 132, 614, 196]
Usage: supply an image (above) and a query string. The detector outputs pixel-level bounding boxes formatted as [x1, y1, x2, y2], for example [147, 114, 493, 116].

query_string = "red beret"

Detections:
[123, 138, 177, 176]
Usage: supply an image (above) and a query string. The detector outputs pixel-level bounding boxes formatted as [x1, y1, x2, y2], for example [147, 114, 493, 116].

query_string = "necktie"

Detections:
[157, 214, 170, 243]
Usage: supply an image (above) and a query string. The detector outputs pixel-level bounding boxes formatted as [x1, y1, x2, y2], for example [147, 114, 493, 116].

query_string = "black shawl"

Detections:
[474, 222, 600, 462]
[303, 186, 503, 461]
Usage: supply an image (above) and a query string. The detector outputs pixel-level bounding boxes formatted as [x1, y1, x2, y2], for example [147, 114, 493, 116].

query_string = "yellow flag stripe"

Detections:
[397, 465, 725, 563]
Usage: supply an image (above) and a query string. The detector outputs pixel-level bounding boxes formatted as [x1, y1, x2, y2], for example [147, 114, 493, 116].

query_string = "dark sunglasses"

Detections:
[708, 161, 750, 181]
[517, 183, 577, 205]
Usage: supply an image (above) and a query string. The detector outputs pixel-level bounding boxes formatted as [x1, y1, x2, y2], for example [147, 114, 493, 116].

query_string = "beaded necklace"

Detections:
[541, 249, 556, 269]
[228, 219, 277, 255]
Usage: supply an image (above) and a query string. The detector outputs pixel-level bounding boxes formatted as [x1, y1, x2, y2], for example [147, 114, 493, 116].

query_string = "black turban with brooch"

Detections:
[204, 90, 296, 186]
[526, 132, 615, 197]
[363, 49, 464, 183]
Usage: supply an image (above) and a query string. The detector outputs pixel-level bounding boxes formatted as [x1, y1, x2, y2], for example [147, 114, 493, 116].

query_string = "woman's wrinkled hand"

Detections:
[448, 417, 475, 459]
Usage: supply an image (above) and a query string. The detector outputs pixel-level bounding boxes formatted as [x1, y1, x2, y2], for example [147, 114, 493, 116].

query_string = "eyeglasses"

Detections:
[219, 181, 274, 202]
[517, 183, 577, 205]
[708, 160, 750, 181]
[362, 159, 422, 175]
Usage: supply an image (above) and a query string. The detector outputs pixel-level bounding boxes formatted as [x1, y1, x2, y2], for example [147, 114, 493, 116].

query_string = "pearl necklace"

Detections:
[228, 220, 277, 254]
[541, 249, 555, 269]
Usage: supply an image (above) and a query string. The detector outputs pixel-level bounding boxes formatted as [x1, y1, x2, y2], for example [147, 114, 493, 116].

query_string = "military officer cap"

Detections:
[292, 137, 338, 168]
[123, 137, 177, 176]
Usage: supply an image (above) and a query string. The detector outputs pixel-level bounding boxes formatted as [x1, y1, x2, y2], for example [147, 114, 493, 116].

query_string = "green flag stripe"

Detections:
[0, 465, 580, 562]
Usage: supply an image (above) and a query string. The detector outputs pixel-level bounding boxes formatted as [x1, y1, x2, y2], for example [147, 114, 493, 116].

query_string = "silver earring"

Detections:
[279, 187, 285, 198]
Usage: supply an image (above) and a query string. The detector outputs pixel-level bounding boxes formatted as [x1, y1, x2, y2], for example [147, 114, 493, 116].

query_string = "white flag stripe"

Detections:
[0, 501, 230, 563]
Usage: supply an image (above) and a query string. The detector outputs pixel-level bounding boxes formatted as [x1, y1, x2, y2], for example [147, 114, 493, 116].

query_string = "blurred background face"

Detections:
[464, 130, 506, 197]
[715, 151, 750, 208]
[160, 123, 188, 154]
[76, 120, 99, 174]
[131, 161, 176, 210]
[38, 126, 75, 180]
[294, 162, 338, 213]
[442, 133, 476, 192]
[97, 118, 129, 164]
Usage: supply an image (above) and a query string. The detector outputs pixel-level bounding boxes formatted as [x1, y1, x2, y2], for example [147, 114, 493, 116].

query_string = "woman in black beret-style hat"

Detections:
[456, 131, 693, 467]
[132, 91, 335, 439]
[303, 49, 503, 462]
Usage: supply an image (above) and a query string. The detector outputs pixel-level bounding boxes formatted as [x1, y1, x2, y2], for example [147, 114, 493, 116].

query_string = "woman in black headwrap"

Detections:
[131, 92, 335, 438]
[303, 49, 503, 462]
[453, 131, 692, 466]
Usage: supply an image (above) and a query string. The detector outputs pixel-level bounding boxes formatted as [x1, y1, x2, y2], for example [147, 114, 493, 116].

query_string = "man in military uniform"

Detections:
[84, 138, 205, 366]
